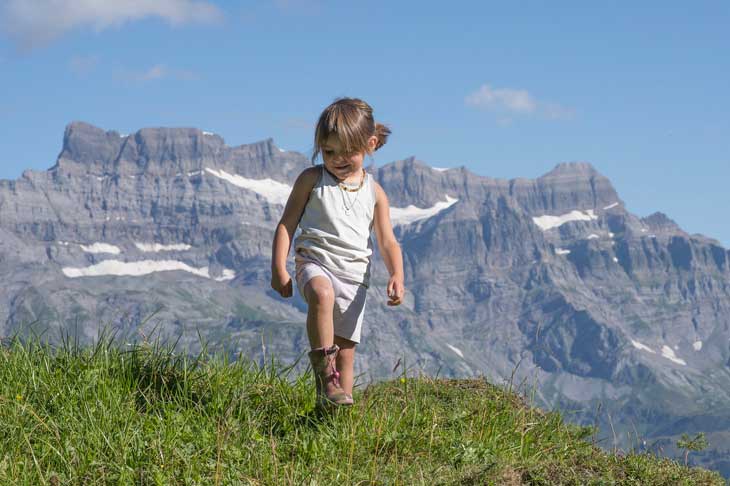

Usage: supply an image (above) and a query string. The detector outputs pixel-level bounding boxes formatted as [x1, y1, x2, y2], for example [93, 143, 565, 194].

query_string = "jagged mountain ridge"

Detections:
[2, 121, 730, 476]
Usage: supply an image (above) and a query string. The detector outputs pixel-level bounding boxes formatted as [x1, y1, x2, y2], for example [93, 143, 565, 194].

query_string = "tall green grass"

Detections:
[0, 329, 725, 485]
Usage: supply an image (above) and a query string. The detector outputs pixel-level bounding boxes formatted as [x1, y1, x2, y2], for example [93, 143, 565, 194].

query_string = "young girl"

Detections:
[270, 97, 405, 408]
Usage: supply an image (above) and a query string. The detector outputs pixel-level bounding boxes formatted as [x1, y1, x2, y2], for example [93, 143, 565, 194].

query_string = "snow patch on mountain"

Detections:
[134, 242, 192, 252]
[62, 259, 235, 282]
[661, 345, 687, 365]
[631, 339, 656, 354]
[532, 209, 598, 231]
[79, 242, 121, 254]
[204, 168, 291, 205]
[390, 195, 458, 226]
[446, 343, 464, 358]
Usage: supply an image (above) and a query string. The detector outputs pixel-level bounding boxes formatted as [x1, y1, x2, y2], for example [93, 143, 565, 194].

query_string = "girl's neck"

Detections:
[325, 166, 365, 185]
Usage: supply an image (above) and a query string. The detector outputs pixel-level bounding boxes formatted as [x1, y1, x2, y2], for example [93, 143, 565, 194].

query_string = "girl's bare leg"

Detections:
[303, 276, 335, 349]
[334, 335, 357, 396]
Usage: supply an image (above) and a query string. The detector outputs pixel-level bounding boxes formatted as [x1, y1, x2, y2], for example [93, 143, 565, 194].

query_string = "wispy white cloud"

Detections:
[465, 83, 575, 121]
[115, 64, 199, 83]
[466, 84, 537, 113]
[0, 0, 223, 49]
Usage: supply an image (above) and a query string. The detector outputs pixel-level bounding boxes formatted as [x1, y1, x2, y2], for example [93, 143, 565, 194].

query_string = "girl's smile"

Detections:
[321, 133, 377, 184]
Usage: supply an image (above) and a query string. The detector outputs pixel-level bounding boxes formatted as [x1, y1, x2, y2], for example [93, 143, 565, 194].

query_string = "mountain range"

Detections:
[1, 121, 729, 477]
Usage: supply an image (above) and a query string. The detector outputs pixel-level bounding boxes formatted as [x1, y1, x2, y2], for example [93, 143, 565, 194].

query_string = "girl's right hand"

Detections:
[271, 269, 293, 298]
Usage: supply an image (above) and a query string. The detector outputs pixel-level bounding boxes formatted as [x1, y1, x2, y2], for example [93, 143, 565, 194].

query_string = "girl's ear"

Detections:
[367, 135, 378, 153]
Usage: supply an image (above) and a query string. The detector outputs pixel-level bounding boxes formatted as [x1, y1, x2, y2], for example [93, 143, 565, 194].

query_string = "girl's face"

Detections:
[321, 134, 377, 182]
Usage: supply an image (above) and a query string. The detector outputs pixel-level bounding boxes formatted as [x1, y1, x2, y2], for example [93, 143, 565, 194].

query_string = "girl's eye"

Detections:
[323, 149, 355, 158]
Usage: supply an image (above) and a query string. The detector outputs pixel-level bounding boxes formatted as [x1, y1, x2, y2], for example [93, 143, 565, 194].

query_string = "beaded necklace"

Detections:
[338, 168, 366, 214]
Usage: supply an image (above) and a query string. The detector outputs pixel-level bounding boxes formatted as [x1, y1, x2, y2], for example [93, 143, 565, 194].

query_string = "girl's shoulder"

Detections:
[368, 176, 387, 205]
[295, 165, 323, 191]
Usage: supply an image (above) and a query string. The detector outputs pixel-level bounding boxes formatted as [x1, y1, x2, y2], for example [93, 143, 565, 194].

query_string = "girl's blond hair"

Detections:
[311, 97, 391, 164]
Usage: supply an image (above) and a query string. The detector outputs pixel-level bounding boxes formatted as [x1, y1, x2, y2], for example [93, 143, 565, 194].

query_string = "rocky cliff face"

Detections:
[2, 121, 729, 476]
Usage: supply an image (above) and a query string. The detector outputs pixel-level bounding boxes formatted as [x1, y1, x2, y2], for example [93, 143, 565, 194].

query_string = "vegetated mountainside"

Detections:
[1, 121, 729, 477]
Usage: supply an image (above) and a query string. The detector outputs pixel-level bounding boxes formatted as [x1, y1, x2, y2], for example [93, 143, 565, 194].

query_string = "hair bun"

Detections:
[373, 122, 391, 151]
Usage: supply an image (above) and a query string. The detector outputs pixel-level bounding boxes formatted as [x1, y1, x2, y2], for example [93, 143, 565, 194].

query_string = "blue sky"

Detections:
[1, 1, 728, 246]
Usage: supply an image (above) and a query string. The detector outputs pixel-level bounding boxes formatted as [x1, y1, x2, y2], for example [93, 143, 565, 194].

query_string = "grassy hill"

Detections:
[0, 332, 725, 485]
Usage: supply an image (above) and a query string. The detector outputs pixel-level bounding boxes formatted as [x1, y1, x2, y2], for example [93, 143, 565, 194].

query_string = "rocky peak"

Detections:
[55, 121, 126, 169]
[119, 126, 227, 174]
[541, 161, 601, 178]
[506, 161, 621, 215]
[641, 211, 681, 231]
[374, 156, 472, 207]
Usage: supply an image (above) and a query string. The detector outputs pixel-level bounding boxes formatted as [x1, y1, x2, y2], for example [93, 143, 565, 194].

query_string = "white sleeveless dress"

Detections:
[294, 164, 376, 288]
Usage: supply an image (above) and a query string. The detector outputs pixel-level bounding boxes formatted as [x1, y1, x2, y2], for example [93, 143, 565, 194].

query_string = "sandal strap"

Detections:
[325, 348, 341, 387]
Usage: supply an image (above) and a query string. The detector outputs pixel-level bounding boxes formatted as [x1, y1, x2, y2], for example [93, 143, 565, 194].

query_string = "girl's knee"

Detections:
[304, 276, 334, 305]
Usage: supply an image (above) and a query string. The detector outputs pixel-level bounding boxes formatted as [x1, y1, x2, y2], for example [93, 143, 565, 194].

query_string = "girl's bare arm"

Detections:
[372, 181, 405, 305]
[271, 167, 319, 295]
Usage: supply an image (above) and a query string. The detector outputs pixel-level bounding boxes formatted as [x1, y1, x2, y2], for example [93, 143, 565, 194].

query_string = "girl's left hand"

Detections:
[386, 276, 405, 306]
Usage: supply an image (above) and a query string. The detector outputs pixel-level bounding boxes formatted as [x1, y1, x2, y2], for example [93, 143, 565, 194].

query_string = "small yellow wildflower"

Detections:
[15, 394, 23, 401]
[400, 377, 406, 384]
